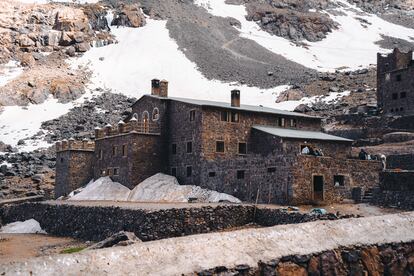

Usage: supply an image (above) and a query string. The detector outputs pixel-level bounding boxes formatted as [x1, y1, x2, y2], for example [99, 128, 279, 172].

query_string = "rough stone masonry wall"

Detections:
[372, 171, 414, 210]
[195, 241, 414, 276]
[55, 150, 94, 198]
[292, 156, 381, 204]
[387, 153, 414, 170]
[0, 202, 341, 242]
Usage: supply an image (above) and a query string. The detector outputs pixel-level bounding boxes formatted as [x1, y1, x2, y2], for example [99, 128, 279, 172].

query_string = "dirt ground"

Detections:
[0, 234, 87, 264]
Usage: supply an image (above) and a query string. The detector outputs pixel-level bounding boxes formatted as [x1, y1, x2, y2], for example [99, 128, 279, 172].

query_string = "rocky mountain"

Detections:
[0, 0, 413, 198]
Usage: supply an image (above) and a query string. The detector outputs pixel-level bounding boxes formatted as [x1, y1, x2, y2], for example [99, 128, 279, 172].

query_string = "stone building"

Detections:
[377, 48, 414, 116]
[56, 79, 381, 204]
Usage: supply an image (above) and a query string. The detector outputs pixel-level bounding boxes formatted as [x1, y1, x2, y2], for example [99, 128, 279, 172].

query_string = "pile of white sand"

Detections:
[68, 176, 130, 201]
[128, 173, 241, 203]
[68, 174, 241, 203]
[0, 219, 46, 234]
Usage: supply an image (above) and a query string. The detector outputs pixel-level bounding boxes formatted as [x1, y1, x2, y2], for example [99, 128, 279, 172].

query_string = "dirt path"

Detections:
[0, 234, 86, 264]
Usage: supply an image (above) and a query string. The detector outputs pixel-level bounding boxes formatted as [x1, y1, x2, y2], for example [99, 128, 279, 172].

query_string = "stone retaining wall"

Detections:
[0, 202, 339, 241]
[372, 171, 414, 210]
[387, 154, 414, 170]
[195, 241, 414, 275]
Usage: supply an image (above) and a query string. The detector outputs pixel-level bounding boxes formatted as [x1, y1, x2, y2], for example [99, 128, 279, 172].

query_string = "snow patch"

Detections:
[0, 219, 46, 234]
[273, 91, 351, 111]
[68, 176, 131, 201]
[195, 0, 414, 71]
[70, 18, 289, 109]
[0, 90, 96, 152]
[128, 173, 241, 203]
[0, 61, 24, 87]
[68, 174, 241, 203]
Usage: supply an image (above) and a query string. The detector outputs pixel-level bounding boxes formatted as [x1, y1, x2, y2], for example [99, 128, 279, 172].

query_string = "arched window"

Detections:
[152, 107, 159, 121]
[142, 111, 149, 121]
[132, 113, 138, 120]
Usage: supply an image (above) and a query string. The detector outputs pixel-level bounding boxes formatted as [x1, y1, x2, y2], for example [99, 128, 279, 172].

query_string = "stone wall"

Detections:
[55, 150, 94, 198]
[292, 156, 381, 204]
[387, 154, 414, 170]
[0, 202, 341, 242]
[195, 242, 414, 275]
[372, 171, 414, 210]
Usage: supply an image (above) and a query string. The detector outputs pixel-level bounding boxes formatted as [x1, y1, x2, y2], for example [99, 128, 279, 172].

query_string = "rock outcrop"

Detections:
[111, 4, 146, 28]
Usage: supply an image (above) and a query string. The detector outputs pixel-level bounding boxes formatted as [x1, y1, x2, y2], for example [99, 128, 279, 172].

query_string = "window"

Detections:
[101, 169, 106, 176]
[189, 110, 196, 121]
[267, 167, 276, 173]
[396, 74, 402, 81]
[186, 166, 192, 177]
[278, 118, 285, 127]
[390, 108, 394, 113]
[112, 146, 117, 156]
[238, 142, 247, 155]
[392, 93, 398, 100]
[152, 108, 159, 121]
[216, 141, 225, 153]
[230, 112, 239, 122]
[290, 119, 297, 127]
[385, 73, 390, 81]
[400, 107, 404, 112]
[334, 175, 345, 187]
[237, 170, 245, 180]
[113, 168, 119, 176]
[208, 171, 216, 177]
[172, 143, 177, 154]
[220, 111, 229, 122]
[401, 92, 407, 98]
[60, 157, 64, 163]
[186, 141, 193, 153]
[122, 144, 127, 157]
[99, 150, 103, 160]
[171, 167, 177, 177]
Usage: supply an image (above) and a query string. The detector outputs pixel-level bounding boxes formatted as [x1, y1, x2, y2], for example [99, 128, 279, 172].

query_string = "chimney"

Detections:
[231, 89, 240, 107]
[160, 80, 168, 97]
[151, 79, 160, 96]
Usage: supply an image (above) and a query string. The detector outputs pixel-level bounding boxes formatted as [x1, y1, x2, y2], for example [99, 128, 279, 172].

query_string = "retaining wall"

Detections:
[372, 171, 414, 210]
[1, 202, 339, 242]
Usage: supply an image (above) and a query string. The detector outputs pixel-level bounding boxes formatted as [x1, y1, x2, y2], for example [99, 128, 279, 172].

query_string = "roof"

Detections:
[253, 125, 353, 142]
[141, 95, 320, 119]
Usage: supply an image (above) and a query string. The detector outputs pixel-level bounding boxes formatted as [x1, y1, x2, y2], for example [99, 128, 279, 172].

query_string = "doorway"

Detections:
[313, 175, 324, 201]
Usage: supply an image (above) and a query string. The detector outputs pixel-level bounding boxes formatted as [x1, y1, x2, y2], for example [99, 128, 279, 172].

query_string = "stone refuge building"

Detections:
[55, 80, 381, 204]
[377, 48, 414, 116]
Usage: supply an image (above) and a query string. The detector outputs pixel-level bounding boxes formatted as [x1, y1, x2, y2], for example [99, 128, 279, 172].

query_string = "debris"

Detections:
[310, 208, 327, 215]
[87, 231, 141, 250]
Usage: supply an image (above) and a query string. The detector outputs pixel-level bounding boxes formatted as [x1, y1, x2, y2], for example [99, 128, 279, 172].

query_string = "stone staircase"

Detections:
[361, 187, 378, 203]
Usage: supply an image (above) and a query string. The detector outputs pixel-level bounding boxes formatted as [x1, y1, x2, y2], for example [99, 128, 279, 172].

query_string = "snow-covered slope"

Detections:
[195, 0, 414, 71]
[71, 18, 288, 106]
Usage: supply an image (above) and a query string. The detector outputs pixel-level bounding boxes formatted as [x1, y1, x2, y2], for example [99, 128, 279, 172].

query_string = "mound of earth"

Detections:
[128, 173, 241, 203]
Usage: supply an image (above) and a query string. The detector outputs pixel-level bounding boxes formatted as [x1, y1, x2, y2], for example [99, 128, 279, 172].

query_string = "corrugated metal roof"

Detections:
[253, 125, 353, 142]
[144, 95, 320, 119]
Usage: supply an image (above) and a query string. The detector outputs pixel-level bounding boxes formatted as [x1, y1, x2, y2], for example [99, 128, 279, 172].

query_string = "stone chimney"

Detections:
[151, 79, 160, 96]
[160, 80, 168, 97]
[231, 89, 240, 107]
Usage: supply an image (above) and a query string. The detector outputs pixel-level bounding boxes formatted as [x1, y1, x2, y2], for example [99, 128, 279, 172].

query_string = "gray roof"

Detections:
[144, 95, 320, 119]
[253, 125, 353, 142]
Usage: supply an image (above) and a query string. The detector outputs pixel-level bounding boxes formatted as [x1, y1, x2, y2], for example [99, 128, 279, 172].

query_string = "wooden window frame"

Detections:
[238, 142, 247, 155]
[216, 141, 225, 153]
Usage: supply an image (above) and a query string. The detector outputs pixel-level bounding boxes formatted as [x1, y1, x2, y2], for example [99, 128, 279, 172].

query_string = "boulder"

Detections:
[276, 89, 305, 102]
[53, 7, 90, 32]
[59, 32, 74, 46]
[19, 53, 35, 67]
[111, 4, 146, 28]
[75, 42, 90, 52]
[19, 35, 35, 47]
[87, 231, 141, 250]
[294, 104, 312, 113]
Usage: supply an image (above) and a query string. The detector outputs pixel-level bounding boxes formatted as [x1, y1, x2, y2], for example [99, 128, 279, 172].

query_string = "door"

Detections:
[143, 111, 149, 133]
[313, 175, 324, 202]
